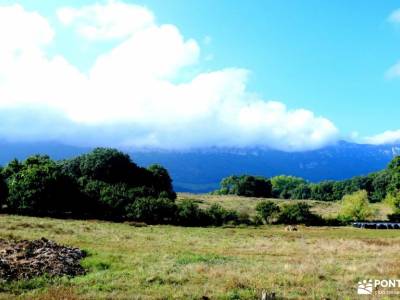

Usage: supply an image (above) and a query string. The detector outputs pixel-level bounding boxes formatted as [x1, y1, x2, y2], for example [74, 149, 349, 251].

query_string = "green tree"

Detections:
[126, 197, 176, 224]
[205, 204, 238, 226]
[175, 199, 204, 226]
[147, 164, 176, 199]
[74, 148, 140, 184]
[0, 168, 8, 210]
[388, 156, 400, 172]
[370, 171, 391, 202]
[277, 202, 320, 225]
[310, 181, 335, 201]
[218, 175, 272, 198]
[339, 190, 375, 222]
[271, 175, 307, 199]
[384, 191, 400, 214]
[5, 155, 80, 216]
[291, 183, 312, 199]
[2, 158, 22, 179]
[255, 201, 280, 224]
[99, 183, 137, 219]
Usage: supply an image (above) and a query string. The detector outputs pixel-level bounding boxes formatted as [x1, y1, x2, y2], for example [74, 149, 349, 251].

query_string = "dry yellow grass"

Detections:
[0, 213, 399, 299]
[178, 193, 393, 220]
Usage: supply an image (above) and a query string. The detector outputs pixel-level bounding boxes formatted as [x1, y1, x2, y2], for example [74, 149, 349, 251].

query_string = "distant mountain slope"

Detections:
[0, 141, 398, 193]
[131, 142, 400, 192]
[0, 141, 90, 163]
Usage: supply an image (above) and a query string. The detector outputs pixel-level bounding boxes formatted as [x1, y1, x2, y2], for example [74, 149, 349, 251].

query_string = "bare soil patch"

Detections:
[0, 237, 86, 281]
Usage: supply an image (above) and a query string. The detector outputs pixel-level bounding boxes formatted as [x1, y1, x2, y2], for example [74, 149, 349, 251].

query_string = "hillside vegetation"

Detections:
[177, 193, 393, 221]
[1, 149, 400, 226]
[214, 156, 400, 203]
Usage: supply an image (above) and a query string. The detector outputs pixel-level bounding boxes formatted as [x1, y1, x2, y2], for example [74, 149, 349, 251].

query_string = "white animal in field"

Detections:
[284, 225, 298, 231]
[261, 290, 276, 300]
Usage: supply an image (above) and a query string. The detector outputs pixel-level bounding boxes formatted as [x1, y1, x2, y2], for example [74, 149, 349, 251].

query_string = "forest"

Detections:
[215, 156, 400, 203]
[0, 148, 399, 226]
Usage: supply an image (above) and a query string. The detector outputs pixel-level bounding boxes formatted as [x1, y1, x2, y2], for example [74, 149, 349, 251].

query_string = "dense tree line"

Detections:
[0, 148, 177, 220]
[1, 149, 398, 226]
[216, 175, 272, 198]
[215, 156, 400, 202]
[0, 148, 254, 226]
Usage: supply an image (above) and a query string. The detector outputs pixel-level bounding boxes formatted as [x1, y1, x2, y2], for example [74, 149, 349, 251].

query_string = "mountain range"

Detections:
[0, 140, 398, 193]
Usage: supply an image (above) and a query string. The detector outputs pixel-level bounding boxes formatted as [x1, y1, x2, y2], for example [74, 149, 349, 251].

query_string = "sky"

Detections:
[0, 0, 400, 151]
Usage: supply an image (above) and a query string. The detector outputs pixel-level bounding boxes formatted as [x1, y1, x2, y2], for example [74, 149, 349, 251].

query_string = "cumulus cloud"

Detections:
[386, 61, 400, 79]
[57, 0, 154, 40]
[0, 1, 339, 151]
[364, 130, 400, 145]
[386, 9, 400, 79]
[388, 9, 400, 24]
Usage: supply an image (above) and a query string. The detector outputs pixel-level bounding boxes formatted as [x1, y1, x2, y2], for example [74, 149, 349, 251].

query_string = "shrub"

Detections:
[339, 190, 375, 222]
[271, 175, 307, 199]
[5, 156, 81, 216]
[147, 164, 176, 200]
[0, 169, 8, 210]
[77, 178, 108, 217]
[126, 197, 176, 224]
[236, 212, 253, 225]
[255, 201, 280, 224]
[384, 191, 400, 214]
[73, 148, 139, 184]
[218, 175, 272, 198]
[98, 183, 137, 219]
[175, 199, 205, 226]
[277, 202, 321, 225]
[204, 204, 238, 226]
[388, 213, 400, 222]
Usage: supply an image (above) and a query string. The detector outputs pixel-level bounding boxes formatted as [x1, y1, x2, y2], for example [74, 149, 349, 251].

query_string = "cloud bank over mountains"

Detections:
[0, 1, 398, 151]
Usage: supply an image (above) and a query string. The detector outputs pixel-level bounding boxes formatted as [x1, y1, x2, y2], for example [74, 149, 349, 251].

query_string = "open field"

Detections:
[178, 193, 393, 220]
[1, 211, 400, 299]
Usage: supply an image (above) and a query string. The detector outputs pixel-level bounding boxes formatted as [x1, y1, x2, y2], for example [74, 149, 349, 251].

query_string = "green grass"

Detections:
[0, 195, 399, 299]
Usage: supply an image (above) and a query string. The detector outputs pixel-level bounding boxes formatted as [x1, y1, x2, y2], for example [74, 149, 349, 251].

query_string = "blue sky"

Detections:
[0, 0, 399, 150]
[129, 0, 400, 137]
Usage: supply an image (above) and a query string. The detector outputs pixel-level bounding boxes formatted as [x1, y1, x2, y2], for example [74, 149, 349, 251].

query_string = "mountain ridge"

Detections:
[0, 140, 398, 193]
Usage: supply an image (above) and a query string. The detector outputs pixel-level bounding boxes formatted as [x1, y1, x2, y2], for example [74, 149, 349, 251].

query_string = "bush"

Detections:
[147, 164, 176, 200]
[388, 213, 400, 222]
[339, 190, 375, 222]
[277, 202, 322, 225]
[98, 183, 137, 219]
[72, 148, 139, 184]
[175, 199, 205, 226]
[255, 201, 280, 224]
[204, 204, 238, 226]
[61, 148, 176, 200]
[218, 175, 272, 198]
[271, 176, 307, 199]
[384, 191, 400, 214]
[175, 200, 243, 227]
[0, 169, 8, 210]
[126, 197, 176, 224]
[5, 156, 81, 216]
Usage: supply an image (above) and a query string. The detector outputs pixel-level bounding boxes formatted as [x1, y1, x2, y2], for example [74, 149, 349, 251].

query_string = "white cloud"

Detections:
[57, 0, 154, 40]
[388, 9, 400, 24]
[0, 1, 339, 151]
[385, 61, 400, 79]
[364, 130, 400, 145]
[386, 9, 400, 79]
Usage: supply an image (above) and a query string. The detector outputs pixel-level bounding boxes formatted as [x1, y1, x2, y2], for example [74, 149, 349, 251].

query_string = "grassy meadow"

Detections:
[177, 193, 393, 220]
[0, 194, 399, 299]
